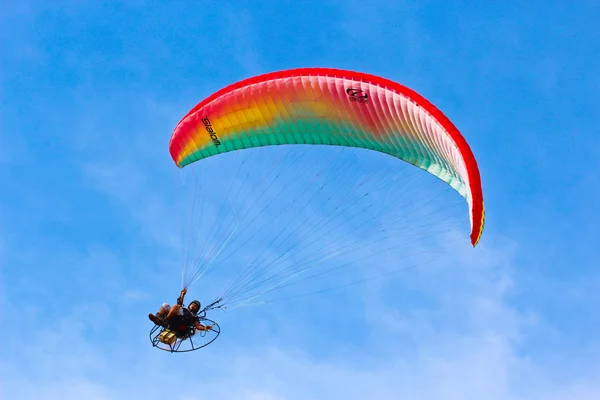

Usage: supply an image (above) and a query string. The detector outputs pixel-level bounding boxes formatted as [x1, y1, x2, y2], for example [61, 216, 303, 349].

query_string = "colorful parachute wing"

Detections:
[169, 68, 485, 246]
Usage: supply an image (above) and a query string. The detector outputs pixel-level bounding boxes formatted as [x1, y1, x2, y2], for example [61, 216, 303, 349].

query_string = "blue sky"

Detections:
[1, 1, 599, 399]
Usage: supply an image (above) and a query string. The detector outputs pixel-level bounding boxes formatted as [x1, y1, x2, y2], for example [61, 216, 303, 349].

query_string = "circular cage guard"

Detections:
[150, 317, 220, 353]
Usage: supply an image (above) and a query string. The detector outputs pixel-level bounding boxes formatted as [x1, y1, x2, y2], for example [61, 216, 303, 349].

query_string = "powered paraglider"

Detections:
[150, 68, 485, 350]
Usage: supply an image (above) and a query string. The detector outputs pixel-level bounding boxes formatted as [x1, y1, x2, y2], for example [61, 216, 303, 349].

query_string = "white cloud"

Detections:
[3, 2, 599, 400]
[2, 222, 599, 400]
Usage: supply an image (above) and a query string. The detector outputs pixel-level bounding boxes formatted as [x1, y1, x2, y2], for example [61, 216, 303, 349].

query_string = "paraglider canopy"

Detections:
[169, 67, 484, 246]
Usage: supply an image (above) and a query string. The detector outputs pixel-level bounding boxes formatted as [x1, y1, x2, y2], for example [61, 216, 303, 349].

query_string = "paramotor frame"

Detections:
[149, 317, 221, 353]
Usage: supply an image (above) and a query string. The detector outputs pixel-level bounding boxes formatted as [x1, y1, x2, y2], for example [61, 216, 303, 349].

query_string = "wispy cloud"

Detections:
[2, 1, 599, 399]
[3, 235, 599, 400]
